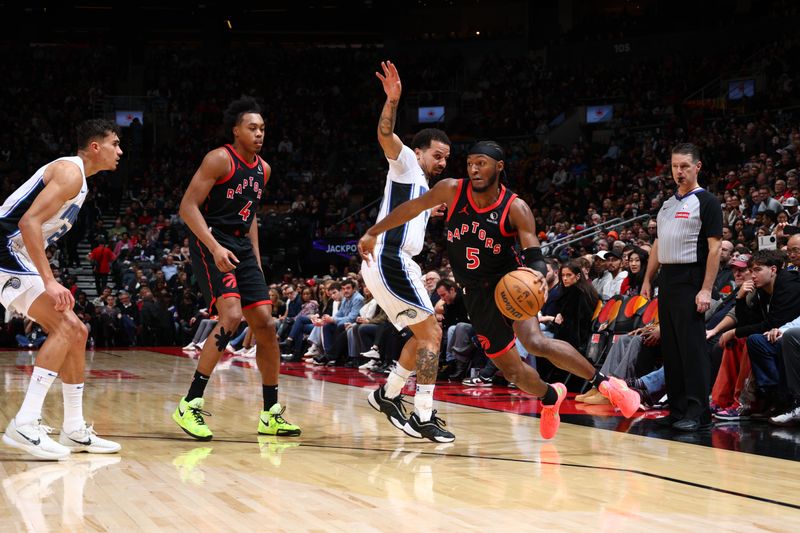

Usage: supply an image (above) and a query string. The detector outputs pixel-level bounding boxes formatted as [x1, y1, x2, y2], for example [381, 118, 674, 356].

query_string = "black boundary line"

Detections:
[68, 432, 800, 511]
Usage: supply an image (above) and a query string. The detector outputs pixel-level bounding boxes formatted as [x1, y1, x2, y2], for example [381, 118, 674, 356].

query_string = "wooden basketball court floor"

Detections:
[1, 347, 800, 532]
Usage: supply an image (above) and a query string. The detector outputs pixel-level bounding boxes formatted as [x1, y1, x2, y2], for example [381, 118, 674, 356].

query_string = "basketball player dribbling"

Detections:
[172, 97, 300, 441]
[359, 141, 641, 439]
[360, 61, 456, 443]
[1, 119, 122, 459]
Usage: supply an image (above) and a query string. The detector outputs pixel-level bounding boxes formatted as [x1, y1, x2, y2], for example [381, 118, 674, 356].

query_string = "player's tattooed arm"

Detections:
[416, 347, 439, 384]
[375, 60, 403, 160]
[378, 99, 398, 137]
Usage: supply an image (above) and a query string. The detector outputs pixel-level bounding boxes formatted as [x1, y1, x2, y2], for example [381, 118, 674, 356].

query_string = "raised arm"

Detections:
[358, 178, 459, 261]
[376, 61, 403, 160]
[179, 148, 239, 272]
[18, 160, 83, 311]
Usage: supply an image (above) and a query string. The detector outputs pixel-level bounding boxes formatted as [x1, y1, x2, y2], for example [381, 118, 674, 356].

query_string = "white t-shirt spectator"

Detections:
[594, 270, 628, 302]
[358, 299, 379, 321]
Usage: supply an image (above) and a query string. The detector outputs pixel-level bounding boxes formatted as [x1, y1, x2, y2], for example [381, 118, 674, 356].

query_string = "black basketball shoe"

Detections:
[367, 385, 408, 431]
[402, 410, 455, 443]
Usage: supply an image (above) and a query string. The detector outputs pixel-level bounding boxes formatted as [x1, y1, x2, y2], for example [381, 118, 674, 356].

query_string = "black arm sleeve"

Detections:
[521, 247, 547, 277]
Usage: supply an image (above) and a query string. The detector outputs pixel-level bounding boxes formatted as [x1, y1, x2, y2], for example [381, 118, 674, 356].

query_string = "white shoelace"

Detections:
[34, 423, 55, 435]
[70, 423, 98, 439]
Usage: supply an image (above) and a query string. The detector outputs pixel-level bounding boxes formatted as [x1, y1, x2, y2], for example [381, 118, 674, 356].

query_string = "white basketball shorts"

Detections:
[361, 253, 433, 331]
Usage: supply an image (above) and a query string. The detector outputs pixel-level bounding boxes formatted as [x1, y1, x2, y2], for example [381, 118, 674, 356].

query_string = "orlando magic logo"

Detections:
[2, 277, 21, 294]
[396, 308, 418, 321]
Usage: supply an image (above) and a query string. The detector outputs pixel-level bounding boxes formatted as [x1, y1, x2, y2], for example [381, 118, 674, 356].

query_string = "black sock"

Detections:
[541, 384, 559, 405]
[263, 385, 278, 411]
[589, 371, 608, 389]
[186, 371, 210, 402]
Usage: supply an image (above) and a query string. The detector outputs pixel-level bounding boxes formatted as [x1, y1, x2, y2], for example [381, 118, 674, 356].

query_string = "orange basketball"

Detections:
[494, 269, 546, 321]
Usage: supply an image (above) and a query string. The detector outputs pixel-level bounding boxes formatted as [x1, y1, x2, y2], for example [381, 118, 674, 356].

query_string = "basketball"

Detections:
[494, 269, 546, 321]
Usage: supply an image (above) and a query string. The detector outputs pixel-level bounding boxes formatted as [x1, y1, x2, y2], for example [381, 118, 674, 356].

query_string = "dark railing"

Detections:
[549, 213, 652, 257]
[542, 217, 622, 256]
[334, 196, 383, 227]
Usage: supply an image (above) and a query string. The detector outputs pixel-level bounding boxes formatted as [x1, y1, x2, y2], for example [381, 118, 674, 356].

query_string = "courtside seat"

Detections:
[585, 295, 624, 364]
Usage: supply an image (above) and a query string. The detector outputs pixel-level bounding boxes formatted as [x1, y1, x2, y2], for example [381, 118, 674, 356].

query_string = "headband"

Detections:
[468, 141, 504, 161]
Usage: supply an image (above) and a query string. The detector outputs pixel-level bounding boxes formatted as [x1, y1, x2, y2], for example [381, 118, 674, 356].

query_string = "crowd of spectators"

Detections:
[4, 30, 800, 428]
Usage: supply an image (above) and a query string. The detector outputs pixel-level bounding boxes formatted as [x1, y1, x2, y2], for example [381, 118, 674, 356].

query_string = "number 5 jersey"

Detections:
[445, 179, 520, 287]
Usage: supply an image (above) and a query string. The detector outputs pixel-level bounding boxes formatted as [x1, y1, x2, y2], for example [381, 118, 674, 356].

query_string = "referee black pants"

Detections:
[658, 264, 711, 423]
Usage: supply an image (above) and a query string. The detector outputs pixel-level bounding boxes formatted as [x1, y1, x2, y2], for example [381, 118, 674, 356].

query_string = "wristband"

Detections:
[521, 246, 547, 277]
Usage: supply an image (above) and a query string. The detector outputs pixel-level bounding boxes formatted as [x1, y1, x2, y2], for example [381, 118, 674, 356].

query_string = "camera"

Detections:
[757, 235, 777, 251]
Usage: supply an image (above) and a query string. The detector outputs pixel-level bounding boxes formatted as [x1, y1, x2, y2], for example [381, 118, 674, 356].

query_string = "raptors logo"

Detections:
[222, 273, 237, 289]
[476, 334, 491, 351]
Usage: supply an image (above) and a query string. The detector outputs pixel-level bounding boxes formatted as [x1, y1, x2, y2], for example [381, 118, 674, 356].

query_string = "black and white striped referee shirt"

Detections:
[656, 188, 722, 264]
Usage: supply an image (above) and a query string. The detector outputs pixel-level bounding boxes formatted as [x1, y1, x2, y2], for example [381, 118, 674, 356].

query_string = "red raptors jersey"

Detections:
[445, 179, 519, 287]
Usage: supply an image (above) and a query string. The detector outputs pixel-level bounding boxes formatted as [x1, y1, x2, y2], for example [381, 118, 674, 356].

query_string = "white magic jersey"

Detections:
[374, 145, 430, 258]
[0, 156, 88, 273]
[362, 145, 435, 326]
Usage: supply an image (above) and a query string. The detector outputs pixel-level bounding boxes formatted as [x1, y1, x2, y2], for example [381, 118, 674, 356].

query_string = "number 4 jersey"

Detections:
[445, 179, 520, 287]
[202, 144, 266, 237]
[188, 145, 269, 312]
[0, 156, 87, 275]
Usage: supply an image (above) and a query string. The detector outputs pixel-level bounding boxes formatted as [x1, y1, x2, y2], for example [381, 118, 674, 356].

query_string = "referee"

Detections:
[641, 143, 722, 432]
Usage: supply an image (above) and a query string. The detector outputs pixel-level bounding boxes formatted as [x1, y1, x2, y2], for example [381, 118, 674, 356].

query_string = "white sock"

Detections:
[16, 366, 58, 426]
[415, 384, 435, 422]
[384, 363, 412, 398]
[62, 383, 86, 433]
